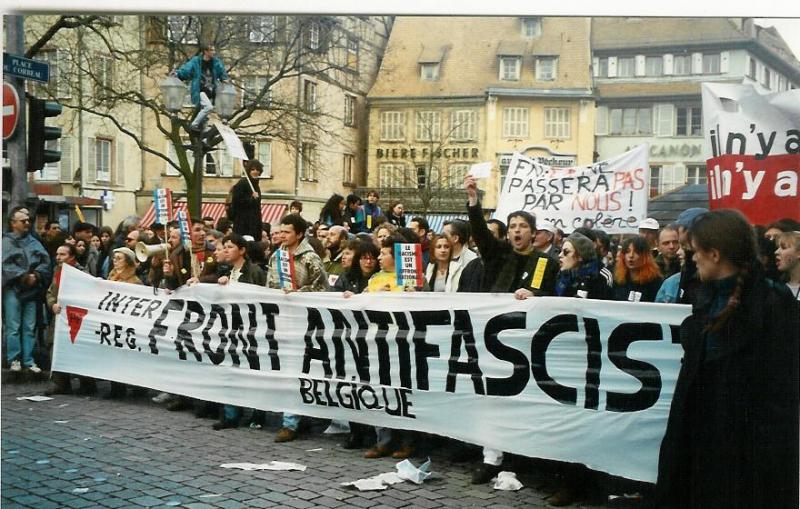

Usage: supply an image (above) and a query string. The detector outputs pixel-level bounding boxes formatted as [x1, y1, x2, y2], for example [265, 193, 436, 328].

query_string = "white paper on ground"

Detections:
[323, 419, 350, 434]
[341, 472, 404, 491]
[468, 161, 492, 178]
[395, 458, 433, 484]
[17, 395, 54, 402]
[72, 488, 90, 494]
[220, 461, 307, 471]
[492, 471, 523, 491]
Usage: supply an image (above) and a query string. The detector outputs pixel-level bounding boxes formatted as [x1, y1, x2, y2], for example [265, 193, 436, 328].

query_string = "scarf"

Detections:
[109, 266, 137, 283]
[556, 259, 600, 297]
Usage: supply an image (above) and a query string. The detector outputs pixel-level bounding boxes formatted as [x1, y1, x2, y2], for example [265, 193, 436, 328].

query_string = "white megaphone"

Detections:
[135, 242, 168, 262]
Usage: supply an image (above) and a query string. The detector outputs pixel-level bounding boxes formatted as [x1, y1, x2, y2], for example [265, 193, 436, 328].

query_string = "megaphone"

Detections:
[135, 242, 168, 262]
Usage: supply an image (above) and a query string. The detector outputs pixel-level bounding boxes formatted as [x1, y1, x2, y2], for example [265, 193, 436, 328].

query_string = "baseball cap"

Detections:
[675, 208, 709, 229]
[638, 218, 660, 230]
[537, 223, 557, 235]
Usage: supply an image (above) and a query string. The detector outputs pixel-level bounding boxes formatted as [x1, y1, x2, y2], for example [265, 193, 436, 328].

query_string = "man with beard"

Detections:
[323, 225, 348, 284]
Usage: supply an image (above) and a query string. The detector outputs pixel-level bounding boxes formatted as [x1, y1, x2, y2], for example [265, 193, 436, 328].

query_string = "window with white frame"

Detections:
[645, 56, 663, 76]
[217, 146, 234, 177]
[521, 17, 542, 38]
[306, 22, 321, 50]
[380, 111, 405, 141]
[257, 141, 272, 178]
[420, 63, 439, 81]
[243, 75, 270, 108]
[535, 57, 557, 81]
[609, 107, 652, 135]
[343, 154, 355, 183]
[503, 107, 529, 138]
[597, 57, 609, 77]
[167, 16, 200, 44]
[415, 111, 441, 142]
[249, 16, 276, 43]
[379, 163, 406, 187]
[39, 49, 70, 98]
[655, 165, 686, 194]
[676, 106, 702, 136]
[748, 57, 758, 79]
[303, 80, 316, 112]
[448, 164, 470, 188]
[95, 55, 113, 96]
[344, 94, 356, 127]
[346, 37, 359, 70]
[300, 143, 316, 180]
[416, 165, 440, 189]
[702, 53, 720, 74]
[203, 152, 218, 176]
[94, 138, 112, 182]
[499, 57, 521, 81]
[673, 55, 691, 75]
[35, 138, 61, 181]
[686, 165, 707, 185]
[544, 107, 571, 139]
[650, 166, 661, 196]
[617, 57, 635, 77]
[450, 110, 477, 141]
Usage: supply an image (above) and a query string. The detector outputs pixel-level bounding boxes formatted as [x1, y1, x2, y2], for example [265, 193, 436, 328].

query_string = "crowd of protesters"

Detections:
[3, 168, 798, 507]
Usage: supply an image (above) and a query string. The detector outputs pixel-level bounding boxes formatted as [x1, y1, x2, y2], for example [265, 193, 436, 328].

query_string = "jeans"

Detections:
[282, 412, 300, 431]
[3, 289, 37, 366]
[191, 91, 214, 128]
[223, 404, 242, 423]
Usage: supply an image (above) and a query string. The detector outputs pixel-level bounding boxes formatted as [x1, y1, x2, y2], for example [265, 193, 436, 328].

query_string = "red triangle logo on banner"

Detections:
[65, 306, 88, 344]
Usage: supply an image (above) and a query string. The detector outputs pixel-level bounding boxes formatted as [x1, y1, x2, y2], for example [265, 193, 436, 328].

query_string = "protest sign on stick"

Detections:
[153, 188, 173, 225]
[493, 146, 649, 234]
[394, 243, 424, 288]
[276, 248, 296, 290]
[701, 83, 800, 223]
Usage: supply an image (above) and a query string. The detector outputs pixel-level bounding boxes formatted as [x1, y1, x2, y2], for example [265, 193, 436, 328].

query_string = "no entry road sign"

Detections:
[3, 82, 20, 140]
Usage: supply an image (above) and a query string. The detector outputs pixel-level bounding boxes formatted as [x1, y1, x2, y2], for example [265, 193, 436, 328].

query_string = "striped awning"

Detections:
[140, 200, 287, 228]
[410, 213, 469, 234]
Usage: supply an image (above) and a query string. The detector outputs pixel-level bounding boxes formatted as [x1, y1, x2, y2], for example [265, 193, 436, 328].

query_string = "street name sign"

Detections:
[3, 52, 50, 83]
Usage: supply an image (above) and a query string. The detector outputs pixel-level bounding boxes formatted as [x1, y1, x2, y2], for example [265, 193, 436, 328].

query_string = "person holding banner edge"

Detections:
[463, 173, 558, 484]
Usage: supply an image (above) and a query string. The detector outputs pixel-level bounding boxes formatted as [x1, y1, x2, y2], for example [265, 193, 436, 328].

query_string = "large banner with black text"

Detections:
[53, 265, 689, 482]
[493, 145, 649, 234]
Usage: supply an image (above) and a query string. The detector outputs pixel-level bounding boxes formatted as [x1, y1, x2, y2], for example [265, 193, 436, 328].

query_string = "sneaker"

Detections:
[152, 392, 173, 404]
[274, 427, 298, 443]
[27, 364, 42, 374]
[10, 360, 22, 372]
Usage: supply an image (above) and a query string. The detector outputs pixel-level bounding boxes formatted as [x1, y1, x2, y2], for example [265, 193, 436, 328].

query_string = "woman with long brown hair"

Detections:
[656, 209, 799, 508]
[612, 235, 663, 302]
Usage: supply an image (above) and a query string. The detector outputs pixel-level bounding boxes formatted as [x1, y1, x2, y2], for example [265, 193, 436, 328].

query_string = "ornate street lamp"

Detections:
[215, 82, 237, 120]
[159, 75, 186, 113]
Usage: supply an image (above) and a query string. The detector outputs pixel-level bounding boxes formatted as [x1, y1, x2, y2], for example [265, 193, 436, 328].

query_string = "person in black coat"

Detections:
[555, 233, 613, 300]
[656, 209, 799, 509]
[228, 159, 263, 240]
[612, 236, 663, 302]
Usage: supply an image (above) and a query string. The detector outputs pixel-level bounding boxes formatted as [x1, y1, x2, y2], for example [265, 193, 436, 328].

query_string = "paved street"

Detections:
[0, 377, 616, 508]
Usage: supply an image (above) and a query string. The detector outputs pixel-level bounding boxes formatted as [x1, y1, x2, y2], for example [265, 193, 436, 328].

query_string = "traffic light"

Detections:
[27, 97, 62, 172]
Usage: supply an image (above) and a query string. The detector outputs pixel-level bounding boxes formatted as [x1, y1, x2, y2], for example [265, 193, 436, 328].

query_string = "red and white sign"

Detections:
[3, 83, 20, 140]
[702, 83, 800, 223]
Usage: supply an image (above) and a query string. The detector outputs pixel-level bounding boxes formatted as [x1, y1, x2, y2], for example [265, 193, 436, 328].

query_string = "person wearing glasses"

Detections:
[2, 208, 52, 374]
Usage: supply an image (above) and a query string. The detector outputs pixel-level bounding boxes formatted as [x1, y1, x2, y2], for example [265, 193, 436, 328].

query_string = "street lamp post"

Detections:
[159, 77, 238, 217]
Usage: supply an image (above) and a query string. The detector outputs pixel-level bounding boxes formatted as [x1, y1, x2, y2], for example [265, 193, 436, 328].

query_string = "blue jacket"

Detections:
[176, 55, 229, 106]
[2, 231, 52, 299]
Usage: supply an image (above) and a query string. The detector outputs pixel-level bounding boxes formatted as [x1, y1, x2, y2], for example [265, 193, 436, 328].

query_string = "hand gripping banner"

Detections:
[53, 265, 689, 482]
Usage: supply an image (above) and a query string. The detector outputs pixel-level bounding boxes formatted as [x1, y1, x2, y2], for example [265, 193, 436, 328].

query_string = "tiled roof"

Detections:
[648, 184, 709, 225]
[368, 16, 592, 99]
[592, 17, 749, 50]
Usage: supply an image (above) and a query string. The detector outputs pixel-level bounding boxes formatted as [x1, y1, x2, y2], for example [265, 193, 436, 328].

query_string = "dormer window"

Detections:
[420, 63, 439, 81]
[521, 18, 542, 38]
[499, 57, 521, 81]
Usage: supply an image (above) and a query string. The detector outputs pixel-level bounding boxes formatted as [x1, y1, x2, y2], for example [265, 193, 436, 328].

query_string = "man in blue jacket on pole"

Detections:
[174, 43, 229, 132]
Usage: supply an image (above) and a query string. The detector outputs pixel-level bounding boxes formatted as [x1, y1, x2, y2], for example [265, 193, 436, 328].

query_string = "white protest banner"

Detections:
[494, 146, 649, 234]
[212, 121, 249, 160]
[701, 83, 800, 224]
[53, 265, 688, 483]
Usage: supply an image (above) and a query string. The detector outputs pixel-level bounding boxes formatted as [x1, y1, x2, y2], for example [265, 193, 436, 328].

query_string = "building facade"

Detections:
[592, 17, 800, 198]
[365, 16, 595, 213]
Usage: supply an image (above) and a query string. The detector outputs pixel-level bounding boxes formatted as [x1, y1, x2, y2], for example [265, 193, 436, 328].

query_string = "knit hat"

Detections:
[113, 247, 136, 265]
[565, 233, 597, 262]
